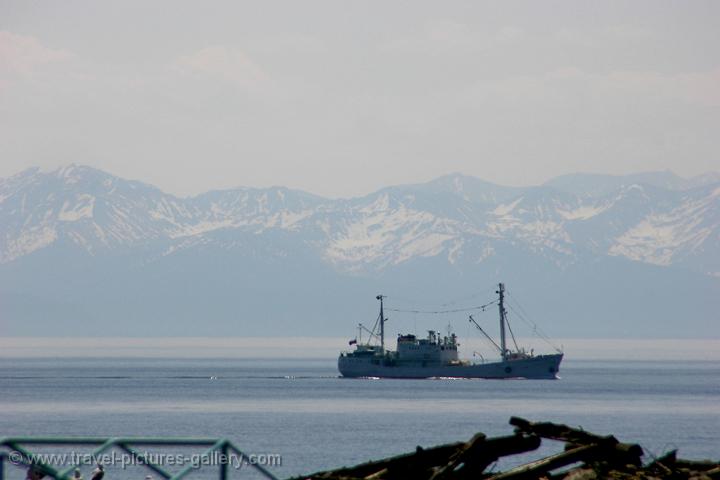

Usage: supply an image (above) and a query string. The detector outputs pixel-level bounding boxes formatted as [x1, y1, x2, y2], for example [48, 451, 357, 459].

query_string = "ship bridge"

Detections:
[396, 330, 459, 366]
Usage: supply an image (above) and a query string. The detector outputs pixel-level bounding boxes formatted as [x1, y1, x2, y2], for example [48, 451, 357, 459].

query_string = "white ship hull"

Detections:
[338, 353, 563, 379]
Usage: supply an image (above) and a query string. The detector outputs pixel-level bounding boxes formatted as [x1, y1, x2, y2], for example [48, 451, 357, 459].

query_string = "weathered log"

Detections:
[511, 417, 614, 445]
[705, 466, 720, 479]
[509, 417, 643, 466]
[644, 450, 677, 477]
[428, 433, 487, 480]
[295, 440, 469, 480]
[294, 418, 717, 480]
[486, 443, 601, 480]
[430, 433, 541, 480]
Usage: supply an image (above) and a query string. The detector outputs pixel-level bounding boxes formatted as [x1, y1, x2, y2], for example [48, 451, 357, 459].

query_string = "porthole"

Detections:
[504, 367, 512, 374]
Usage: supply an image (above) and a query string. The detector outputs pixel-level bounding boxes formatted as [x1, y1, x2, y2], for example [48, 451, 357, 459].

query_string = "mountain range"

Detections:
[1, 165, 718, 339]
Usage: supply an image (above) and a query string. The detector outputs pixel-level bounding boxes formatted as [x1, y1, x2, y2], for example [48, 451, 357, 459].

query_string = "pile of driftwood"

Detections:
[296, 417, 719, 480]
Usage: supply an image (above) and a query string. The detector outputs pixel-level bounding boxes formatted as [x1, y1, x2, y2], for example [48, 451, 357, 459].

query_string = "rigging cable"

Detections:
[506, 291, 547, 334]
[468, 315, 502, 353]
[504, 311, 521, 352]
[506, 298, 553, 343]
[362, 311, 381, 345]
[359, 323, 379, 341]
[438, 283, 499, 307]
[386, 299, 497, 315]
[384, 295, 441, 308]
[505, 294, 562, 353]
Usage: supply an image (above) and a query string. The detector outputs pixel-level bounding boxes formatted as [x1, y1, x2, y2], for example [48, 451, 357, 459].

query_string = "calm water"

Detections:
[0, 357, 718, 479]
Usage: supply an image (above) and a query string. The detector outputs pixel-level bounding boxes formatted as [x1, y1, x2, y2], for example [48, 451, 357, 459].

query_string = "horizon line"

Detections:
[1, 337, 718, 361]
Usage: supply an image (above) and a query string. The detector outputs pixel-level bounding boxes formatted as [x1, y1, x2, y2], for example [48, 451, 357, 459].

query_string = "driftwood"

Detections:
[295, 417, 718, 480]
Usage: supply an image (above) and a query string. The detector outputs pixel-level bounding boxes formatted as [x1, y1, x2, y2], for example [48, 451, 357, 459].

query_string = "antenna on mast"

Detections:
[376, 295, 386, 352]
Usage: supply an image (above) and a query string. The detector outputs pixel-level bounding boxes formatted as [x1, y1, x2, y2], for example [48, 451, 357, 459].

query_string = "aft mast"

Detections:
[497, 283, 508, 360]
[377, 294, 386, 352]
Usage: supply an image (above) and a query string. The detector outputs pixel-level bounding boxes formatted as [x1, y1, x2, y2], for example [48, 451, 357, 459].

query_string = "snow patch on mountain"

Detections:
[360, 193, 391, 213]
[58, 194, 95, 222]
[447, 239, 465, 264]
[492, 197, 523, 216]
[262, 209, 314, 231]
[1, 226, 58, 263]
[608, 195, 715, 266]
[473, 243, 496, 264]
[558, 204, 608, 220]
[324, 206, 458, 269]
[171, 220, 236, 238]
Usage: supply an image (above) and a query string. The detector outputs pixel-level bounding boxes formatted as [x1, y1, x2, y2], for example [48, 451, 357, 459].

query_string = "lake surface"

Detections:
[0, 357, 718, 479]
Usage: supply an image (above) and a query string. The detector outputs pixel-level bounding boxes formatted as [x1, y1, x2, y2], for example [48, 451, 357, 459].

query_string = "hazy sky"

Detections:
[1, 1, 718, 197]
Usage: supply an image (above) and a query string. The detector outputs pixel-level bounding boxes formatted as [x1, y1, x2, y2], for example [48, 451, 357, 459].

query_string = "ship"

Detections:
[338, 283, 563, 379]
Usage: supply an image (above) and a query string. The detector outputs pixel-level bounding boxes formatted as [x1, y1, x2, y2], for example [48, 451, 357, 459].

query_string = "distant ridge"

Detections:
[0, 165, 718, 338]
[543, 170, 720, 196]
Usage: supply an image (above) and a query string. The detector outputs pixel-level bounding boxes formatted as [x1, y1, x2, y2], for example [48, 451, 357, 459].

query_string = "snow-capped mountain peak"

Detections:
[0, 165, 718, 277]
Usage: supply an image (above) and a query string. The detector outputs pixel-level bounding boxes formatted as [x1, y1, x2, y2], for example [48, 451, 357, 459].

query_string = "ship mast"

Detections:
[497, 283, 508, 360]
[377, 294, 386, 352]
